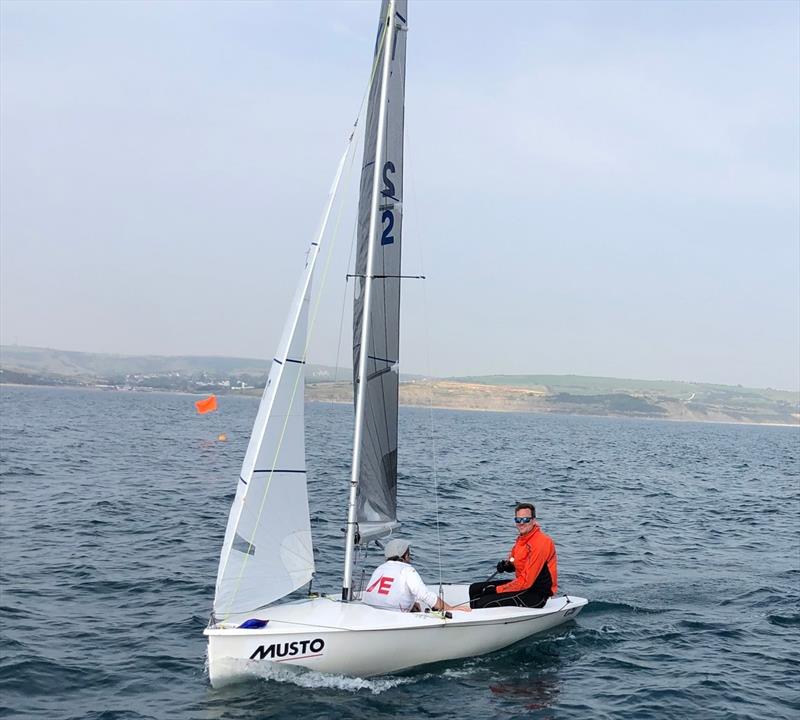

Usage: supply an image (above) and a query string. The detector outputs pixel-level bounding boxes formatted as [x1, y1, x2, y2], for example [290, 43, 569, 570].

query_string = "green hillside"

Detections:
[451, 374, 797, 403]
[0, 345, 349, 383]
[2, 345, 797, 425]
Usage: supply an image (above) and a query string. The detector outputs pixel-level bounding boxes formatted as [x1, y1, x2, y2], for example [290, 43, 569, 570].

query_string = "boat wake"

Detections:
[207, 653, 514, 694]
[583, 599, 664, 615]
[210, 658, 422, 694]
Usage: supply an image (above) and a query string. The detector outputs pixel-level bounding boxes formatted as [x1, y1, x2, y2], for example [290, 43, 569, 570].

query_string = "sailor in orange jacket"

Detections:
[469, 502, 558, 609]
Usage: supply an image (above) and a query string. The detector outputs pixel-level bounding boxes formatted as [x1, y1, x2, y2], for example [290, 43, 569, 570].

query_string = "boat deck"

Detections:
[207, 585, 587, 635]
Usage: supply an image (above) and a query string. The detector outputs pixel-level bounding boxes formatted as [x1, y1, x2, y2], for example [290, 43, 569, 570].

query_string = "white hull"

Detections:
[205, 586, 587, 686]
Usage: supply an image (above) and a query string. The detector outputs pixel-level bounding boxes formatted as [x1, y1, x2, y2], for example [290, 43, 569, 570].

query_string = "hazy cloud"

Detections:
[1, 0, 798, 390]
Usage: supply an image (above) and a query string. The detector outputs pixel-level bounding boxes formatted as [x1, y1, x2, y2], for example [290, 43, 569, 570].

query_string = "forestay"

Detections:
[213, 144, 352, 618]
[352, 0, 408, 532]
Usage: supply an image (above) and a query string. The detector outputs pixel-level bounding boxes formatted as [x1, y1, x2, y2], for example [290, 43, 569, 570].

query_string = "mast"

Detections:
[342, 0, 398, 601]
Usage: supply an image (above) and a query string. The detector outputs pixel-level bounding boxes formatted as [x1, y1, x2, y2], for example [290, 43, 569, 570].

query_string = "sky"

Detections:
[1, 0, 798, 390]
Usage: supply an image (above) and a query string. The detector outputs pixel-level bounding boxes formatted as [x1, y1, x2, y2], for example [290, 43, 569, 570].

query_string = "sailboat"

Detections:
[204, 0, 587, 687]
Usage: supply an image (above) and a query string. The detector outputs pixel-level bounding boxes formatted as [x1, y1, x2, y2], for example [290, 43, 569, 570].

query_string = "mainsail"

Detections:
[213, 145, 352, 618]
[352, 0, 408, 533]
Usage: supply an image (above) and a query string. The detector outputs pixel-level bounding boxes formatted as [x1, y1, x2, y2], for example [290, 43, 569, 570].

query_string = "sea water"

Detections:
[1, 385, 798, 719]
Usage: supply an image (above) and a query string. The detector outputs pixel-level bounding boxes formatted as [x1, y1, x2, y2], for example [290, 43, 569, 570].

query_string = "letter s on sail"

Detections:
[381, 161, 396, 246]
[381, 161, 396, 198]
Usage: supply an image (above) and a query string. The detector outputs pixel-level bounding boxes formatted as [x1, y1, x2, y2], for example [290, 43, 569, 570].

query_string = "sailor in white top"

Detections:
[361, 539, 465, 613]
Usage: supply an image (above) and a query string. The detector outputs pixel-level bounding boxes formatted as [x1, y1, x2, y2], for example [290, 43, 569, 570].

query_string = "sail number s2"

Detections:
[380, 161, 396, 246]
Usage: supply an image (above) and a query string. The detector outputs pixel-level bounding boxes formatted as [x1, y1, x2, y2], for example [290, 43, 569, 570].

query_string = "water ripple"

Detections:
[1, 386, 798, 719]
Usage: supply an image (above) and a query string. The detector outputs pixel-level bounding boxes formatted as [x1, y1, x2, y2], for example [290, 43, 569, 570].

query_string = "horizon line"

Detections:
[1, 342, 797, 395]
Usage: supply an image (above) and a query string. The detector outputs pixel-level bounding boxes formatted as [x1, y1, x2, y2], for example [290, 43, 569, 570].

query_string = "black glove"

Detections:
[496, 559, 515, 574]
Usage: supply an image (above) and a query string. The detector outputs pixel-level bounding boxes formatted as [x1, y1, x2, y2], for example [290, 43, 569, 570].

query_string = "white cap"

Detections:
[384, 538, 410, 560]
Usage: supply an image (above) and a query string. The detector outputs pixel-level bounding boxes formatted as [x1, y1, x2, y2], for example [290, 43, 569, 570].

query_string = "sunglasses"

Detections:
[514, 517, 533, 524]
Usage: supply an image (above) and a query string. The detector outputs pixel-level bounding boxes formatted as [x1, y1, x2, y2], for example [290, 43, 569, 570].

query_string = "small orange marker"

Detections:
[195, 394, 218, 414]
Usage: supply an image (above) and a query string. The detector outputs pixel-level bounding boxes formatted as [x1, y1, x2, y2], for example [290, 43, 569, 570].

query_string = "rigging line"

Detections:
[424, 273, 444, 595]
[223, 136, 357, 620]
[220, 31, 387, 620]
[405, 109, 444, 594]
[378, 97, 393, 477]
[333, 223, 358, 392]
[225, 129, 361, 617]
[334, 2, 390, 397]
[326, 117, 362, 386]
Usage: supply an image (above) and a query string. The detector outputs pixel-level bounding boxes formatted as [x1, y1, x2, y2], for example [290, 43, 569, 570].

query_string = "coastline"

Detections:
[307, 397, 800, 429]
[4, 381, 797, 428]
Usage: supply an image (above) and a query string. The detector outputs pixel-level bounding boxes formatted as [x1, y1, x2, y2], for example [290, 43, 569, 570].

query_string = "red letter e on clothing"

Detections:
[366, 575, 395, 595]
